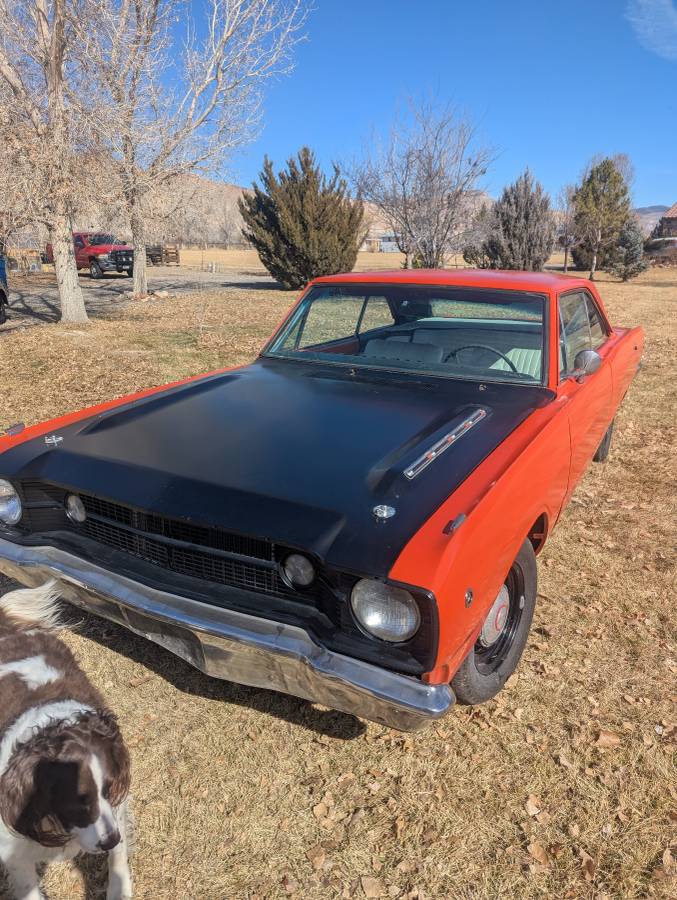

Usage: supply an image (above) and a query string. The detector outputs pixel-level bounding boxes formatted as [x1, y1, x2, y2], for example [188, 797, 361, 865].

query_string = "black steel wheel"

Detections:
[451, 538, 537, 704]
[593, 419, 614, 462]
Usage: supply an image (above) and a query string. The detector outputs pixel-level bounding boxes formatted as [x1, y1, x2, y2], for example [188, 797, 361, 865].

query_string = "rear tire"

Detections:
[593, 420, 614, 462]
[89, 259, 103, 279]
[451, 538, 537, 705]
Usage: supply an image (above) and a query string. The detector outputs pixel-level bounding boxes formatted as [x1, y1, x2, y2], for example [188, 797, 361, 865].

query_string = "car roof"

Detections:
[312, 268, 592, 293]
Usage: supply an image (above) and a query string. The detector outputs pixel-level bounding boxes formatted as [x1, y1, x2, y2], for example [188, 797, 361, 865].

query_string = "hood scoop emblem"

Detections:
[404, 407, 488, 480]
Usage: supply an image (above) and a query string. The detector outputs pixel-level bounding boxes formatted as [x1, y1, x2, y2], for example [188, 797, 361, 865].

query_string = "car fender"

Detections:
[389, 395, 571, 682]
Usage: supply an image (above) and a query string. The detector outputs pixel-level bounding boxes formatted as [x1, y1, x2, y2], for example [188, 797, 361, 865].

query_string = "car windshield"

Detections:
[88, 234, 122, 246]
[265, 283, 547, 384]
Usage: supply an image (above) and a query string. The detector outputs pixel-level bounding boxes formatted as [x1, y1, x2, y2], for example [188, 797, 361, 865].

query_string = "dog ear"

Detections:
[107, 720, 130, 807]
[0, 750, 70, 847]
[93, 710, 130, 807]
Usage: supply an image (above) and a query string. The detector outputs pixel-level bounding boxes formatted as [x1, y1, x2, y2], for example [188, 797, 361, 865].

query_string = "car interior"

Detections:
[269, 285, 547, 383]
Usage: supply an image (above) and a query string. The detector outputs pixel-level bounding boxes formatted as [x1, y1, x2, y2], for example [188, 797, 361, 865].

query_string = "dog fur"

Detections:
[0, 580, 132, 899]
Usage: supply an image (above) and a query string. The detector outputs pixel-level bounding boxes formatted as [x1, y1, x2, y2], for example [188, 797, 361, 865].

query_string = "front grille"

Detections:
[20, 481, 287, 596]
[111, 250, 133, 266]
[79, 494, 272, 561]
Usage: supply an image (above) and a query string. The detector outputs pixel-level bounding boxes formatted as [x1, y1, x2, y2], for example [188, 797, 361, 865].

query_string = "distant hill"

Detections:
[634, 205, 669, 236]
[75, 170, 671, 246]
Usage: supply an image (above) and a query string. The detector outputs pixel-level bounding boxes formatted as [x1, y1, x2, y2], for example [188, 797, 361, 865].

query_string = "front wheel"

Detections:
[89, 259, 103, 279]
[451, 538, 537, 704]
[593, 420, 614, 462]
[126, 268, 133, 277]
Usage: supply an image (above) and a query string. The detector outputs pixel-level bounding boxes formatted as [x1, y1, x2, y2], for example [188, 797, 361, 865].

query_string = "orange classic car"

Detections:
[0, 270, 643, 730]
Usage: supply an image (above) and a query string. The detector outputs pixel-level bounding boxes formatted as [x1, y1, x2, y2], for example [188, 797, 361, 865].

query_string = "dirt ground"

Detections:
[0, 267, 675, 899]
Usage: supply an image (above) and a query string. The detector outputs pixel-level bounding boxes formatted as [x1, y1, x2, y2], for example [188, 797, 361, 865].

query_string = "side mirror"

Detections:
[572, 349, 602, 382]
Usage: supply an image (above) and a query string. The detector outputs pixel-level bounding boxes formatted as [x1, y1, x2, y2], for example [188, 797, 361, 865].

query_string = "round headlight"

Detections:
[282, 553, 315, 588]
[350, 579, 421, 643]
[65, 494, 87, 524]
[0, 479, 22, 526]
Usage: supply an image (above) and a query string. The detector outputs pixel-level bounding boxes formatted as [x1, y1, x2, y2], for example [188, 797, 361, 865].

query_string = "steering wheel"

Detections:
[449, 344, 519, 374]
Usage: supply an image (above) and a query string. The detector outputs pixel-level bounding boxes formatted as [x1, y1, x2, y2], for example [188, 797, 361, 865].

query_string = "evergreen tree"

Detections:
[572, 158, 631, 280]
[464, 171, 555, 271]
[239, 148, 364, 289]
[605, 217, 649, 281]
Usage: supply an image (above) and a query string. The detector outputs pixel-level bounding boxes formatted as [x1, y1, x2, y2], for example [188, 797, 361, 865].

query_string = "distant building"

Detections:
[654, 202, 677, 237]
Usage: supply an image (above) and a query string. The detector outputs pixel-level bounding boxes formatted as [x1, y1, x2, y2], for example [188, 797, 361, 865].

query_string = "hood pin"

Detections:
[373, 504, 396, 521]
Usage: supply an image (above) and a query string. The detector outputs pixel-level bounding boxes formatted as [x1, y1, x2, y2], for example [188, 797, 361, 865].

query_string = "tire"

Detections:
[0, 296, 6, 325]
[593, 420, 614, 462]
[126, 268, 134, 277]
[451, 538, 537, 705]
[89, 259, 103, 279]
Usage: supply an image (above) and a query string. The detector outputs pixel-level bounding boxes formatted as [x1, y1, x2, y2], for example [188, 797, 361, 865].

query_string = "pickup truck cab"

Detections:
[0, 270, 643, 730]
[47, 232, 134, 279]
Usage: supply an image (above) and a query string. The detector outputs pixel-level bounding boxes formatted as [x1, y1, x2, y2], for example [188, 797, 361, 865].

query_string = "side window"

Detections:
[559, 291, 608, 375]
[359, 296, 394, 333]
[560, 292, 590, 375]
[585, 295, 607, 349]
[293, 294, 365, 349]
[74, 236, 84, 250]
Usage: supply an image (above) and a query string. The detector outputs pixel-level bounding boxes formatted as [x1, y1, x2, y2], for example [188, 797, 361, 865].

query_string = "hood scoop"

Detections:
[403, 407, 489, 480]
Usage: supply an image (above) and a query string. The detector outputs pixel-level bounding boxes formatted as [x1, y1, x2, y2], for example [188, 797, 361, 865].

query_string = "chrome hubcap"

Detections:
[479, 584, 510, 647]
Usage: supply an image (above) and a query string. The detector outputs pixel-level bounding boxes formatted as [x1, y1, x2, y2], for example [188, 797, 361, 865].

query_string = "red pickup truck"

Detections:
[47, 232, 134, 279]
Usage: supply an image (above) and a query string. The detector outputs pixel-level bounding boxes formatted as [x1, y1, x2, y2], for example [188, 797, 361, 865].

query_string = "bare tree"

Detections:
[80, 0, 307, 297]
[0, 109, 43, 253]
[353, 100, 492, 268]
[557, 184, 576, 273]
[0, 0, 89, 322]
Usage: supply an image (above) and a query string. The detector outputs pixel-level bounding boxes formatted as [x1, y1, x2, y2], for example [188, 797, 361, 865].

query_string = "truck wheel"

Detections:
[451, 538, 537, 705]
[89, 259, 103, 279]
[126, 268, 133, 277]
[0, 296, 6, 325]
[593, 420, 614, 462]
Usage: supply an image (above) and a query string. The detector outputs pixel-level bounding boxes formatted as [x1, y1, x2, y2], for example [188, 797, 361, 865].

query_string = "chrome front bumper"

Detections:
[0, 538, 453, 731]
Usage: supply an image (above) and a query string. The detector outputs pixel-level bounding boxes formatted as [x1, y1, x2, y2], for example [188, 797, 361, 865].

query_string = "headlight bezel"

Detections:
[0, 479, 22, 526]
[350, 577, 422, 644]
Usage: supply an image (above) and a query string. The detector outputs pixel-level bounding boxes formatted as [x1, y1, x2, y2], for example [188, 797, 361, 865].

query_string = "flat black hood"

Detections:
[2, 359, 553, 575]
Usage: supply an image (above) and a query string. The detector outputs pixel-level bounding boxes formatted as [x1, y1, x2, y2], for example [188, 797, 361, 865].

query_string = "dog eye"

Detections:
[76, 793, 89, 804]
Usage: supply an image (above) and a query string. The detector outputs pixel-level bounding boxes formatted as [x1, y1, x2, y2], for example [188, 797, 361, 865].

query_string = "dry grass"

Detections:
[0, 268, 675, 900]
[176, 247, 472, 272]
[176, 247, 415, 272]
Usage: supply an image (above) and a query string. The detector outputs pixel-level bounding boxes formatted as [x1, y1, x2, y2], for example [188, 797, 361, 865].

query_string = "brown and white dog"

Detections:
[0, 581, 132, 900]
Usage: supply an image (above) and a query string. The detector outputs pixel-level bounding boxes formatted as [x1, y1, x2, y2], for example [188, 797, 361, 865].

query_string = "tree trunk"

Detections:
[563, 245, 569, 273]
[130, 197, 148, 297]
[405, 250, 412, 269]
[589, 247, 598, 281]
[51, 211, 88, 323]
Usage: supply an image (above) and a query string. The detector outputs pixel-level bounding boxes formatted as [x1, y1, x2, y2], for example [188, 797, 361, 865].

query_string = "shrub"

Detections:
[572, 158, 631, 279]
[464, 171, 555, 271]
[605, 218, 649, 281]
[239, 148, 364, 289]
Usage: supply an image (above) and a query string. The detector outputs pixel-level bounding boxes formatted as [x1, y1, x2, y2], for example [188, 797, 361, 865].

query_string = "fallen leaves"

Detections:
[361, 875, 385, 898]
[305, 845, 326, 871]
[525, 794, 541, 817]
[595, 730, 621, 749]
[580, 848, 597, 881]
[527, 841, 551, 867]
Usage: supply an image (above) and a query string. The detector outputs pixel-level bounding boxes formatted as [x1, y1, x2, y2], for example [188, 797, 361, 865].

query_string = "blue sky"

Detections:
[231, 0, 677, 207]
